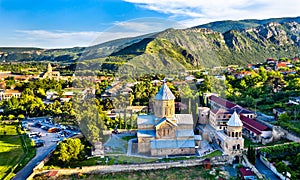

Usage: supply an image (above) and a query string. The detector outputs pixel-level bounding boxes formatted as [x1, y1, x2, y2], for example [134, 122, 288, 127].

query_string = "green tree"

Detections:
[247, 145, 256, 165]
[54, 138, 84, 164]
[18, 114, 25, 120]
[278, 113, 290, 122]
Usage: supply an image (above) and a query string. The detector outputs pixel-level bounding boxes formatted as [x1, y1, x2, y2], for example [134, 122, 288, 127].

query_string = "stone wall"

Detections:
[241, 155, 263, 179]
[260, 155, 288, 180]
[33, 156, 229, 178]
[151, 147, 195, 156]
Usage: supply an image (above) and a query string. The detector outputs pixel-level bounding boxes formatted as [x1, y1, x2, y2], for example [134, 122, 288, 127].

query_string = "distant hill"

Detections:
[1, 16, 300, 71]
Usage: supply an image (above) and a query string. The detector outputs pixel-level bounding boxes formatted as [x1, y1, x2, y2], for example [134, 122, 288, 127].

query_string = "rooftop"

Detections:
[227, 111, 243, 127]
[155, 83, 175, 100]
[209, 95, 237, 109]
[150, 139, 195, 149]
[137, 115, 155, 125]
[239, 167, 255, 177]
[240, 115, 269, 135]
[137, 130, 155, 138]
[174, 114, 194, 125]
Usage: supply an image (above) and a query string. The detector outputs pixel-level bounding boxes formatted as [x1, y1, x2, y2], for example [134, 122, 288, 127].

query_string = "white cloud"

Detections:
[123, 0, 300, 26]
[7, 19, 181, 48]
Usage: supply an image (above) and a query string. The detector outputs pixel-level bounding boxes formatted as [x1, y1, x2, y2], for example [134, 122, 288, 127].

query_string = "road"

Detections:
[13, 125, 58, 180]
[255, 157, 279, 180]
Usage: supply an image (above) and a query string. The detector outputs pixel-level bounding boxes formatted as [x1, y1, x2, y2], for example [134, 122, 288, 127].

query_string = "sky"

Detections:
[0, 0, 300, 48]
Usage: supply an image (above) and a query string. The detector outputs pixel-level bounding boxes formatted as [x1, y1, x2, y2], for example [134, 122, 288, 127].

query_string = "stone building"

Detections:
[0, 89, 21, 101]
[137, 82, 195, 156]
[214, 111, 244, 155]
[41, 63, 60, 80]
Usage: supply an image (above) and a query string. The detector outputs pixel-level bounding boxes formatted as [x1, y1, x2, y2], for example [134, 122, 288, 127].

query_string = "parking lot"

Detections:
[13, 117, 80, 180]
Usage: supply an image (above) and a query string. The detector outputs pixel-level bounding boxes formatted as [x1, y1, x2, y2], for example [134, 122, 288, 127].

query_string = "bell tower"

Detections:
[153, 81, 175, 120]
[226, 111, 244, 153]
[47, 63, 52, 73]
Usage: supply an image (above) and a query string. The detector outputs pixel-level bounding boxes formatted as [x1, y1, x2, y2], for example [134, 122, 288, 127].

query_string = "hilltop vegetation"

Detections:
[1, 17, 300, 72]
[195, 16, 300, 33]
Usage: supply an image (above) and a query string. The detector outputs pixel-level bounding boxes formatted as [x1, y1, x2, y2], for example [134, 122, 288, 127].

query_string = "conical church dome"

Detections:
[155, 83, 175, 100]
[227, 111, 243, 127]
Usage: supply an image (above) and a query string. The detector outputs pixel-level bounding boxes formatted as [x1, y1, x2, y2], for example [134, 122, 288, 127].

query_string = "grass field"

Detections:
[0, 124, 36, 180]
[44, 154, 158, 169]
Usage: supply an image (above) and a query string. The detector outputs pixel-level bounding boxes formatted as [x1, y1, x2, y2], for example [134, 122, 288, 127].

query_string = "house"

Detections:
[289, 97, 300, 105]
[207, 95, 272, 143]
[240, 115, 272, 142]
[209, 95, 238, 110]
[0, 89, 21, 101]
[239, 167, 256, 180]
[266, 58, 275, 64]
[137, 82, 195, 156]
[273, 108, 287, 117]
[198, 107, 210, 124]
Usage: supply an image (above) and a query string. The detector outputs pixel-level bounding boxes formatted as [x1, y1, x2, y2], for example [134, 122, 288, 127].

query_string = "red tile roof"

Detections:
[239, 167, 254, 177]
[240, 114, 269, 135]
[46, 171, 58, 177]
[209, 95, 237, 109]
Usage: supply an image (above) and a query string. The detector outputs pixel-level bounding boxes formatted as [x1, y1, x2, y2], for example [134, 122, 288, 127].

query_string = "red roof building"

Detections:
[240, 115, 269, 135]
[209, 95, 237, 110]
[239, 167, 256, 180]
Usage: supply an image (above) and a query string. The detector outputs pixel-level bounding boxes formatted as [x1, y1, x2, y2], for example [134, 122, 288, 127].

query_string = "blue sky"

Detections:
[0, 0, 299, 48]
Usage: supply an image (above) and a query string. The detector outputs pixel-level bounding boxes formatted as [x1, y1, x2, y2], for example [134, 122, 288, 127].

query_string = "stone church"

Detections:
[137, 82, 195, 156]
[40, 63, 60, 80]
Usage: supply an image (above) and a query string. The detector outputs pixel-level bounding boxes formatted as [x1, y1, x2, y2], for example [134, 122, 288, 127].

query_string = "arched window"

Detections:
[239, 132, 242, 137]
[237, 144, 240, 150]
[235, 132, 238, 137]
[232, 132, 234, 137]
[233, 145, 236, 150]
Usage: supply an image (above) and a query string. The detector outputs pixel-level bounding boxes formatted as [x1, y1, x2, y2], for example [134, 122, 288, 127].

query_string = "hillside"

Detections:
[195, 16, 300, 33]
[112, 21, 300, 68]
[1, 17, 300, 70]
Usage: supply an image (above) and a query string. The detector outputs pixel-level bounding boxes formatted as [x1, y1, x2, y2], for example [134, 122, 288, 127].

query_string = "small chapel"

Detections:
[137, 82, 196, 156]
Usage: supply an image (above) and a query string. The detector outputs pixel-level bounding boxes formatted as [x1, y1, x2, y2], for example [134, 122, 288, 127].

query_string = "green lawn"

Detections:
[0, 124, 36, 180]
[0, 125, 23, 179]
[202, 150, 223, 158]
[44, 155, 158, 169]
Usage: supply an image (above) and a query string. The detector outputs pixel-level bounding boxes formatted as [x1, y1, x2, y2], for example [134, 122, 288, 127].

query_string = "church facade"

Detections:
[41, 63, 60, 80]
[137, 82, 195, 156]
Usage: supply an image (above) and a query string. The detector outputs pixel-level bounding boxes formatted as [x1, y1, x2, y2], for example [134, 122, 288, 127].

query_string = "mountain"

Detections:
[111, 20, 300, 68]
[1, 17, 300, 70]
[195, 16, 300, 33]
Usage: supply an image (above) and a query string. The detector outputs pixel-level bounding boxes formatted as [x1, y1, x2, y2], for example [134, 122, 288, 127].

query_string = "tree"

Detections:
[54, 138, 84, 164]
[75, 98, 106, 143]
[247, 145, 256, 165]
[18, 114, 25, 120]
[8, 114, 15, 120]
[278, 113, 290, 122]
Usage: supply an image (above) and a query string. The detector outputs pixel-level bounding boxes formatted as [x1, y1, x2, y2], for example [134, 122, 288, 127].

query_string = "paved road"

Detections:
[13, 126, 58, 180]
[255, 157, 279, 180]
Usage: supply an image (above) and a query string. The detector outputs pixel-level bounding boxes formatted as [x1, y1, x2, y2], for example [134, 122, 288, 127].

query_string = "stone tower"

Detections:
[153, 82, 175, 120]
[47, 63, 52, 73]
[226, 111, 244, 153]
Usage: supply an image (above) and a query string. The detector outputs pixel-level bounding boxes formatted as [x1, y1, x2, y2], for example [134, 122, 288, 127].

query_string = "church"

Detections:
[137, 82, 196, 156]
[40, 63, 60, 80]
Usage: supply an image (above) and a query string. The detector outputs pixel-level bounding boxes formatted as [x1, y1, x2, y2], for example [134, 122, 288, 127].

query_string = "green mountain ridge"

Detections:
[1, 17, 300, 70]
